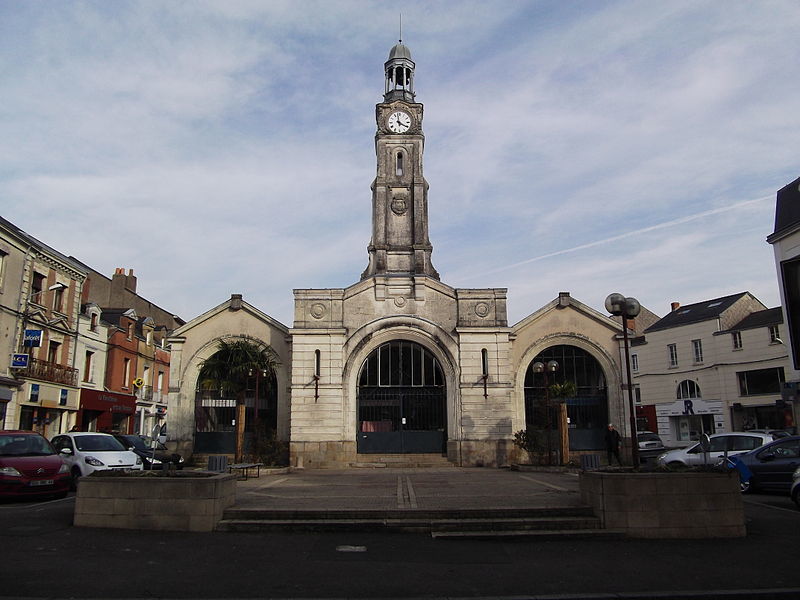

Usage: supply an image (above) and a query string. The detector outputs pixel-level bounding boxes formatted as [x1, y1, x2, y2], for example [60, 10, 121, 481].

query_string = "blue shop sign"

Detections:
[24, 330, 42, 347]
[11, 354, 29, 368]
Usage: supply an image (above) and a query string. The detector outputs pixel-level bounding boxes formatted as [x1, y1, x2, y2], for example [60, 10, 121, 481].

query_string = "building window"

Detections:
[83, 351, 94, 382]
[314, 350, 321, 379]
[737, 367, 785, 396]
[0, 250, 6, 290]
[631, 353, 639, 373]
[677, 380, 701, 399]
[692, 339, 703, 363]
[667, 344, 678, 368]
[126, 323, 133, 339]
[769, 325, 781, 344]
[634, 384, 642, 404]
[157, 371, 164, 392]
[47, 341, 60, 364]
[123, 358, 131, 388]
[396, 152, 404, 176]
[31, 272, 46, 302]
[481, 348, 489, 378]
[53, 285, 64, 312]
[732, 331, 742, 350]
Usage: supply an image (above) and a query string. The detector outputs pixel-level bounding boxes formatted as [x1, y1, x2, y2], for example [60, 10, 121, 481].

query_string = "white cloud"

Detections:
[0, 1, 795, 327]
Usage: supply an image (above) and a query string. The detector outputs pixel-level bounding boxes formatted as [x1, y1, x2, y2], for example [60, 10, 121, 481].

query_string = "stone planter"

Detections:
[579, 470, 745, 538]
[74, 472, 237, 532]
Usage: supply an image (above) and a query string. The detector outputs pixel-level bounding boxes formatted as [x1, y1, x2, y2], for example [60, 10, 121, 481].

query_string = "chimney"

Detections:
[557, 291, 570, 308]
[671, 302, 681, 312]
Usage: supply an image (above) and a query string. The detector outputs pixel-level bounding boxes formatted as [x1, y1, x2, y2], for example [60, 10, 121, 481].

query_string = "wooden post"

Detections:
[235, 402, 246, 463]
[559, 403, 569, 465]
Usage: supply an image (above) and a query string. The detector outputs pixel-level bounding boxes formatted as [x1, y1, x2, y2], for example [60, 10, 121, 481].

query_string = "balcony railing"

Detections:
[136, 385, 165, 404]
[18, 357, 78, 387]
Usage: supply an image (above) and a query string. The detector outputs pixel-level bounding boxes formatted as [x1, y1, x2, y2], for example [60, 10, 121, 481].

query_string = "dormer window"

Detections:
[90, 313, 98, 332]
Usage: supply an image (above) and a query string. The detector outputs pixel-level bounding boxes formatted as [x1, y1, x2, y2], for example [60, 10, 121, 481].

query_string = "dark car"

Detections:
[113, 434, 184, 470]
[734, 435, 800, 493]
[0, 431, 71, 499]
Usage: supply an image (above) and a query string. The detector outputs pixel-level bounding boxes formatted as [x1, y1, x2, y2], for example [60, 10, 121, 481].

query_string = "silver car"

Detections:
[657, 432, 775, 468]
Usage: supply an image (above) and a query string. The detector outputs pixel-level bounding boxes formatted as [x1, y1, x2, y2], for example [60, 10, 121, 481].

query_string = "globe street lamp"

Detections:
[605, 293, 641, 468]
[533, 359, 559, 466]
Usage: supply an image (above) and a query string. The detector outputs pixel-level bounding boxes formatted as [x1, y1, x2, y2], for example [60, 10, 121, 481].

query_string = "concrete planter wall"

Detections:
[74, 473, 237, 532]
[579, 471, 745, 538]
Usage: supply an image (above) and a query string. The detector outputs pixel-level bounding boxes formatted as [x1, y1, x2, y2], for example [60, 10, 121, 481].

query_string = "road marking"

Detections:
[0, 496, 75, 511]
[405, 476, 418, 508]
[519, 475, 569, 492]
[336, 545, 367, 552]
[396, 475, 405, 508]
[743, 497, 800, 515]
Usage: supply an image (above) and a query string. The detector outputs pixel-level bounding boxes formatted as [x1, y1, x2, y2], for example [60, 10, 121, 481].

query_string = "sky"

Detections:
[1, 1, 798, 326]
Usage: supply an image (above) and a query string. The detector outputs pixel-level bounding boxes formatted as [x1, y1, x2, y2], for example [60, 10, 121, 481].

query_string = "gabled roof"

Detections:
[768, 175, 800, 243]
[727, 307, 783, 332]
[644, 292, 748, 333]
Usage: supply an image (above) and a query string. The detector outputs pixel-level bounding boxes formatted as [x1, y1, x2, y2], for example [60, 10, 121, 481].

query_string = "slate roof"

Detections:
[726, 306, 783, 332]
[643, 292, 748, 333]
[769, 175, 800, 241]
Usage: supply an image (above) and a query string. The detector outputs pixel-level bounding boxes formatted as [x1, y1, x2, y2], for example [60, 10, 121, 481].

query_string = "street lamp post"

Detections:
[605, 293, 641, 468]
[533, 359, 559, 466]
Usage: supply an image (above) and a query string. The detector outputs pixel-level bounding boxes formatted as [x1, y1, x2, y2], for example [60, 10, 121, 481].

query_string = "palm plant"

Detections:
[199, 339, 278, 461]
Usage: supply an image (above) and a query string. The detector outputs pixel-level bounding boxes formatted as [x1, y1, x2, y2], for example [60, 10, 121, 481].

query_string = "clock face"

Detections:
[387, 110, 411, 133]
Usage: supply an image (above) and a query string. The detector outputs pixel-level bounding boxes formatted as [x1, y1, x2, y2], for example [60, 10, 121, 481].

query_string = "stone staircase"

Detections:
[349, 454, 455, 468]
[216, 506, 619, 539]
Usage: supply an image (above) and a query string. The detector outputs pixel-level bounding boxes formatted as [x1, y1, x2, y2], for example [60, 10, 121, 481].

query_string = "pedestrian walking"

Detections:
[605, 423, 622, 465]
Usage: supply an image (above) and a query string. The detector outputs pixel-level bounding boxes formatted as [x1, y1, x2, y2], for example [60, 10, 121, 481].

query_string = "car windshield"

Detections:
[0, 434, 56, 456]
[141, 436, 168, 451]
[117, 435, 148, 451]
[74, 435, 126, 452]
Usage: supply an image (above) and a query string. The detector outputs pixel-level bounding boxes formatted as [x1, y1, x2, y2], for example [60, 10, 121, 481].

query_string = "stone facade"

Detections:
[166, 44, 630, 468]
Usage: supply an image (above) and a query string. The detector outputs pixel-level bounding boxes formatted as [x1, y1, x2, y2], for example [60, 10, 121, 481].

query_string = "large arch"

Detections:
[342, 317, 460, 453]
[514, 334, 622, 451]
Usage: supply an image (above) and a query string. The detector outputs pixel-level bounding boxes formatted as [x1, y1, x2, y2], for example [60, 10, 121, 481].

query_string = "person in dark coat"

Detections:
[604, 423, 622, 465]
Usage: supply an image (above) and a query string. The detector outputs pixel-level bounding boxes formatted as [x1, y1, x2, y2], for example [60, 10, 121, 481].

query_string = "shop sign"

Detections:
[11, 353, 29, 368]
[23, 330, 42, 347]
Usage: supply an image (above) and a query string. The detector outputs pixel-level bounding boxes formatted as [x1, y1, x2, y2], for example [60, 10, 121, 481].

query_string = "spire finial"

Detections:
[399, 13, 402, 43]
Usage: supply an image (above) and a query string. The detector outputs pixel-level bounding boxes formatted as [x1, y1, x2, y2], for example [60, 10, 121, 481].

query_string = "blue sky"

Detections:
[1, 1, 798, 325]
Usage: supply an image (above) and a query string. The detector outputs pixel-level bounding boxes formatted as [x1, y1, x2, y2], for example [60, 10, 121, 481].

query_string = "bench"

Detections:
[227, 462, 265, 480]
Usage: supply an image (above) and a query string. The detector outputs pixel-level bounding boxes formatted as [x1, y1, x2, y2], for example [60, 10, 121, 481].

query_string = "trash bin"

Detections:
[208, 455, 228, 472]
[580, 454, 600, 470]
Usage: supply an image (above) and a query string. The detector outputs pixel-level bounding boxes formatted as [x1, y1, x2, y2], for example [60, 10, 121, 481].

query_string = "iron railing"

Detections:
[18, 357, 78, 387]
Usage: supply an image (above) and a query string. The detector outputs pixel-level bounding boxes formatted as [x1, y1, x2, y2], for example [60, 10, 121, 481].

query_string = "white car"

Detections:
[51, 432, 143, 482]
[657, 432, 775, 468]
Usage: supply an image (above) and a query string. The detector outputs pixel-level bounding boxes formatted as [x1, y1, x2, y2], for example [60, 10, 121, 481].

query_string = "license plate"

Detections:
[30, 479, 54, 486]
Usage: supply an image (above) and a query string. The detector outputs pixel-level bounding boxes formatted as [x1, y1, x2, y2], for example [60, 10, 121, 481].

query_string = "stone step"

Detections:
[217, 515, 602, 534]
[431, 528, 624, 540]
[221, 506, 595, 521]
[351, 454, 454, 468]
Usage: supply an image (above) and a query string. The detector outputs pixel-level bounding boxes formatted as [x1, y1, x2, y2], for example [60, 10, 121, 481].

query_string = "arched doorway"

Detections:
[357, 340, 446, 454]
[194, 341, 278, 454]
[524, 344, 608, 450]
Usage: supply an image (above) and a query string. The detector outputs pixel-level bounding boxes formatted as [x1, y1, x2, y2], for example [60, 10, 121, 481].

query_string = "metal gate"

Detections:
[357, 341, 446, 454]
[357, 387, 446, 453]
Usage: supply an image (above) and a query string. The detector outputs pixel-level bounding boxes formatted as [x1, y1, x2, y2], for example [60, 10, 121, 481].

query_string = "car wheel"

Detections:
[667, 461, 685, 469]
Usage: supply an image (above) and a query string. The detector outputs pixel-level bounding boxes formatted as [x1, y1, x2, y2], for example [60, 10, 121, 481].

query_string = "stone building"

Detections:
[632, 293, 793, 447]
[167, 42, 631, 467]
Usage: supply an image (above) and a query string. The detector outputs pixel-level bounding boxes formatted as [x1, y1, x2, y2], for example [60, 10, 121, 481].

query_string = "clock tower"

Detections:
[361, 42, 439, 280]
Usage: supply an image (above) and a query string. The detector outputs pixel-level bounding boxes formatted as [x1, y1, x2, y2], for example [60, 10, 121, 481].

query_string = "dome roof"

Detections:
[388, 42, 412, 61]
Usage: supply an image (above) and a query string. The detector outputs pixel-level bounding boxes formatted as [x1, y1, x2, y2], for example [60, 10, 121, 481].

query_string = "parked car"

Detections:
[657, 431, 776, 468]
[733, 436, 800, 493]
[113, 434, 184, 470]
[637, 431, 665, 451]
[50, 432, 143, 484]
[791, 467, 800, 509]
[0, 431, 71, 499]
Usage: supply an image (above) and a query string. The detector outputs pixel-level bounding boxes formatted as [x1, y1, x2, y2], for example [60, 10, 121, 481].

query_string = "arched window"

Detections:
[677, 380, 701, 399]
[396, 151, 404, 176]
